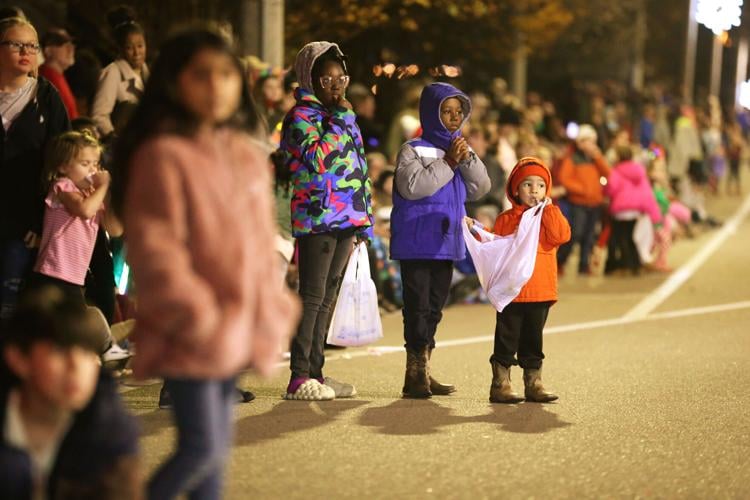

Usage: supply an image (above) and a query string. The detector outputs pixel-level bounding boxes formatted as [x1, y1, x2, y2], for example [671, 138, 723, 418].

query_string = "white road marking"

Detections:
[622, 193, 750, 320]
[120, 300, 750, 394]
[120, 196, 750, 393]
[119, 299, 750, 393]
[324, 299, 750, 359]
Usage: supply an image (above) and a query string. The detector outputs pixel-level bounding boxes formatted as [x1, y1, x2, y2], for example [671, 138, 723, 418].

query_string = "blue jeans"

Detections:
[0, 239, 36, 321]
[148, 377, 236, 500]
[556, 204, 601, 274]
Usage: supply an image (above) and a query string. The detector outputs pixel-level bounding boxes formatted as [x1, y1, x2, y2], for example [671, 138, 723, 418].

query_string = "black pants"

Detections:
[85, 228, 116, 324]
[25, 272, 86, 307]
[605, 218, 639, 274]
[290, 229, 355, 379]
[492, 301, 552, 370]
[400, 259, 453, 351]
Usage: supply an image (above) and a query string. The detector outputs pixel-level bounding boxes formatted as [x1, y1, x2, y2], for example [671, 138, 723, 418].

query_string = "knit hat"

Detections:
[507, 157, 551, 199]
[293, 41, 346, 93]
[576, 123, 597, 143]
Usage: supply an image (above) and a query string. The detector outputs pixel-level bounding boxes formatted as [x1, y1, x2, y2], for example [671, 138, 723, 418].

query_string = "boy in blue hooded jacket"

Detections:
[391, 82, 491, 398]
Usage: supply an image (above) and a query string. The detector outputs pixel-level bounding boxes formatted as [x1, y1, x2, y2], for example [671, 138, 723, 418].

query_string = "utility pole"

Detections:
[735, 35, 749, 109]
[262, 0, 284, 68]
[683, 0, 698, 104]
[237, 0, 284, 67]
[709, 34, 724, 97]
[511, 31, 528, 107]
[631, 0, 647, 92]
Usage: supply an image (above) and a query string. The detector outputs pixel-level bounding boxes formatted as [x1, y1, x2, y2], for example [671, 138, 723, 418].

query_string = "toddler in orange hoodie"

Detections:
[470, 157, 571, 403]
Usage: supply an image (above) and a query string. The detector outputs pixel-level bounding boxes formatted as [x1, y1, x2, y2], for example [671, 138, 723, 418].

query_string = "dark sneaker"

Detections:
[158, 385, 172, 410]
[236, 387, 255, 403]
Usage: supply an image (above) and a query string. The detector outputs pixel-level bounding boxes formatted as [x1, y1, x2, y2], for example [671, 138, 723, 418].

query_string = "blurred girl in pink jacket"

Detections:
[604, 145, 661, 275]
[111, 26, 299, 500]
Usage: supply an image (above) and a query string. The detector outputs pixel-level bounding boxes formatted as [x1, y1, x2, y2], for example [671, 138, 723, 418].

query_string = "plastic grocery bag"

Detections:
[632, 214, 655, 264]
[463, 200, 547, 313]
[326, 242, 383, 347]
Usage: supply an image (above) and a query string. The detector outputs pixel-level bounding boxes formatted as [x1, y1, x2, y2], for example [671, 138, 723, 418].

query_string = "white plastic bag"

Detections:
[326, 242, 383, 346]
[632, 214, 655, 264]
[463, 200, 547, 312]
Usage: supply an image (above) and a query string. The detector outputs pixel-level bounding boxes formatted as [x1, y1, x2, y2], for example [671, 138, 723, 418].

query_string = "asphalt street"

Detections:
[122, 192, 750, 499]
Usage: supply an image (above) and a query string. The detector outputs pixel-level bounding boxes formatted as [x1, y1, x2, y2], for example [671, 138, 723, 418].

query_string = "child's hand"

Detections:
[453, 137, 471, 163]
[446, 139, 462, 166]
[580, 141, 602, 158]
[336, 96, 353, 110]
[91, 170, 111, 188]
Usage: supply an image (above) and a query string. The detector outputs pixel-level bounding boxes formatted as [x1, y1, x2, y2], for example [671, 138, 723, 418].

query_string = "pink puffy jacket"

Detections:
[605, 160, 662, 224]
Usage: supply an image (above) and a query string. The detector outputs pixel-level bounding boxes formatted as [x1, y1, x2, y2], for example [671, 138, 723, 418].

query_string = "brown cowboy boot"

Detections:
[402, 347, 431, 398]
[427, 348, 456, 395]
[489, 360, 524, 404]
[523, 367, 558, 402]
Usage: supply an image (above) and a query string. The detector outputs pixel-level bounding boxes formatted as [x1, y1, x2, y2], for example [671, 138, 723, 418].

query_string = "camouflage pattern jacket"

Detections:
[279, 88, 373, 239]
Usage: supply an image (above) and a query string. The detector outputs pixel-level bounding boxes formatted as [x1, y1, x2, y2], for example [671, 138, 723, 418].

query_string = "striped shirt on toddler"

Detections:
[34, 178, 101, 286]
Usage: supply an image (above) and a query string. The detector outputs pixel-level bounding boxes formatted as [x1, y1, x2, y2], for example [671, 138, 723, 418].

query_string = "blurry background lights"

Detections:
[565, 121, 580, 139]
[695, 0, 743, 35]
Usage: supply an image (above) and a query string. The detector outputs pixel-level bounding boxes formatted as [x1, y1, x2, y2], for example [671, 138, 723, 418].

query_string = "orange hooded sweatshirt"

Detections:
[492, 158, 571, 303]
[556, 147, 611, 207]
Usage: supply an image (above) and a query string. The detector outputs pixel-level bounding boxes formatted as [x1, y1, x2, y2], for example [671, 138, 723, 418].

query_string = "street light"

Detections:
[696, 0, 743, 34]
[693, 0, 744, 97]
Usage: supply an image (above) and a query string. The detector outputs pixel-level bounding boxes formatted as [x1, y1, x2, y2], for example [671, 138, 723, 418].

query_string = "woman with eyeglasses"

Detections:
[0, 16, 70, 322]
[278, 41, 374, 400]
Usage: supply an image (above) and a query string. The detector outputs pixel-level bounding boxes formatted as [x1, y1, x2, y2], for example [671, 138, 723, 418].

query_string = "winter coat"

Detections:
[38, 64, 79, 119]
[91, 59, 149, 137]
[0, 77, 70, 240]
[124, 129, 300, 379]
[390, 83, 491, 260]
[556, 147, 610, 207]
[605, 160, 662, 224]
[493, 161, 570, 303]
[279, 87, 374, 239]
[0, 374, 141, 500]
[667, 115, 703, 178]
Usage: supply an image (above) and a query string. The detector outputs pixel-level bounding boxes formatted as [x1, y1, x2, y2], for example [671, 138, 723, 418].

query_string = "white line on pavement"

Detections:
[324, 299, 750, 360]
[120, 197, 750, 393]
[622, 193, 750, 321]
[120, 300, 750, 393]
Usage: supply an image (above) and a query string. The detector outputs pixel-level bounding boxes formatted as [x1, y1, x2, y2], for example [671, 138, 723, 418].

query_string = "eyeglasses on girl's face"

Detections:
[1, 40, 41, 54]
[319, 75, 350, 89]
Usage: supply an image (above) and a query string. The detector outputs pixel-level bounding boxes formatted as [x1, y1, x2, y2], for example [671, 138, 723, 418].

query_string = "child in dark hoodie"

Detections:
[0, 286, 141, 500]
[390, 82, 491, 398]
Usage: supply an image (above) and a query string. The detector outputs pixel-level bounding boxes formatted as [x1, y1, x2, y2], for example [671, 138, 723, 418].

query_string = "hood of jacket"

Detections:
[614, 160, 647, 183]
[418, 82, 471, 150]
[294, 41, 346, 93]
[505, 157, 552, 210]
